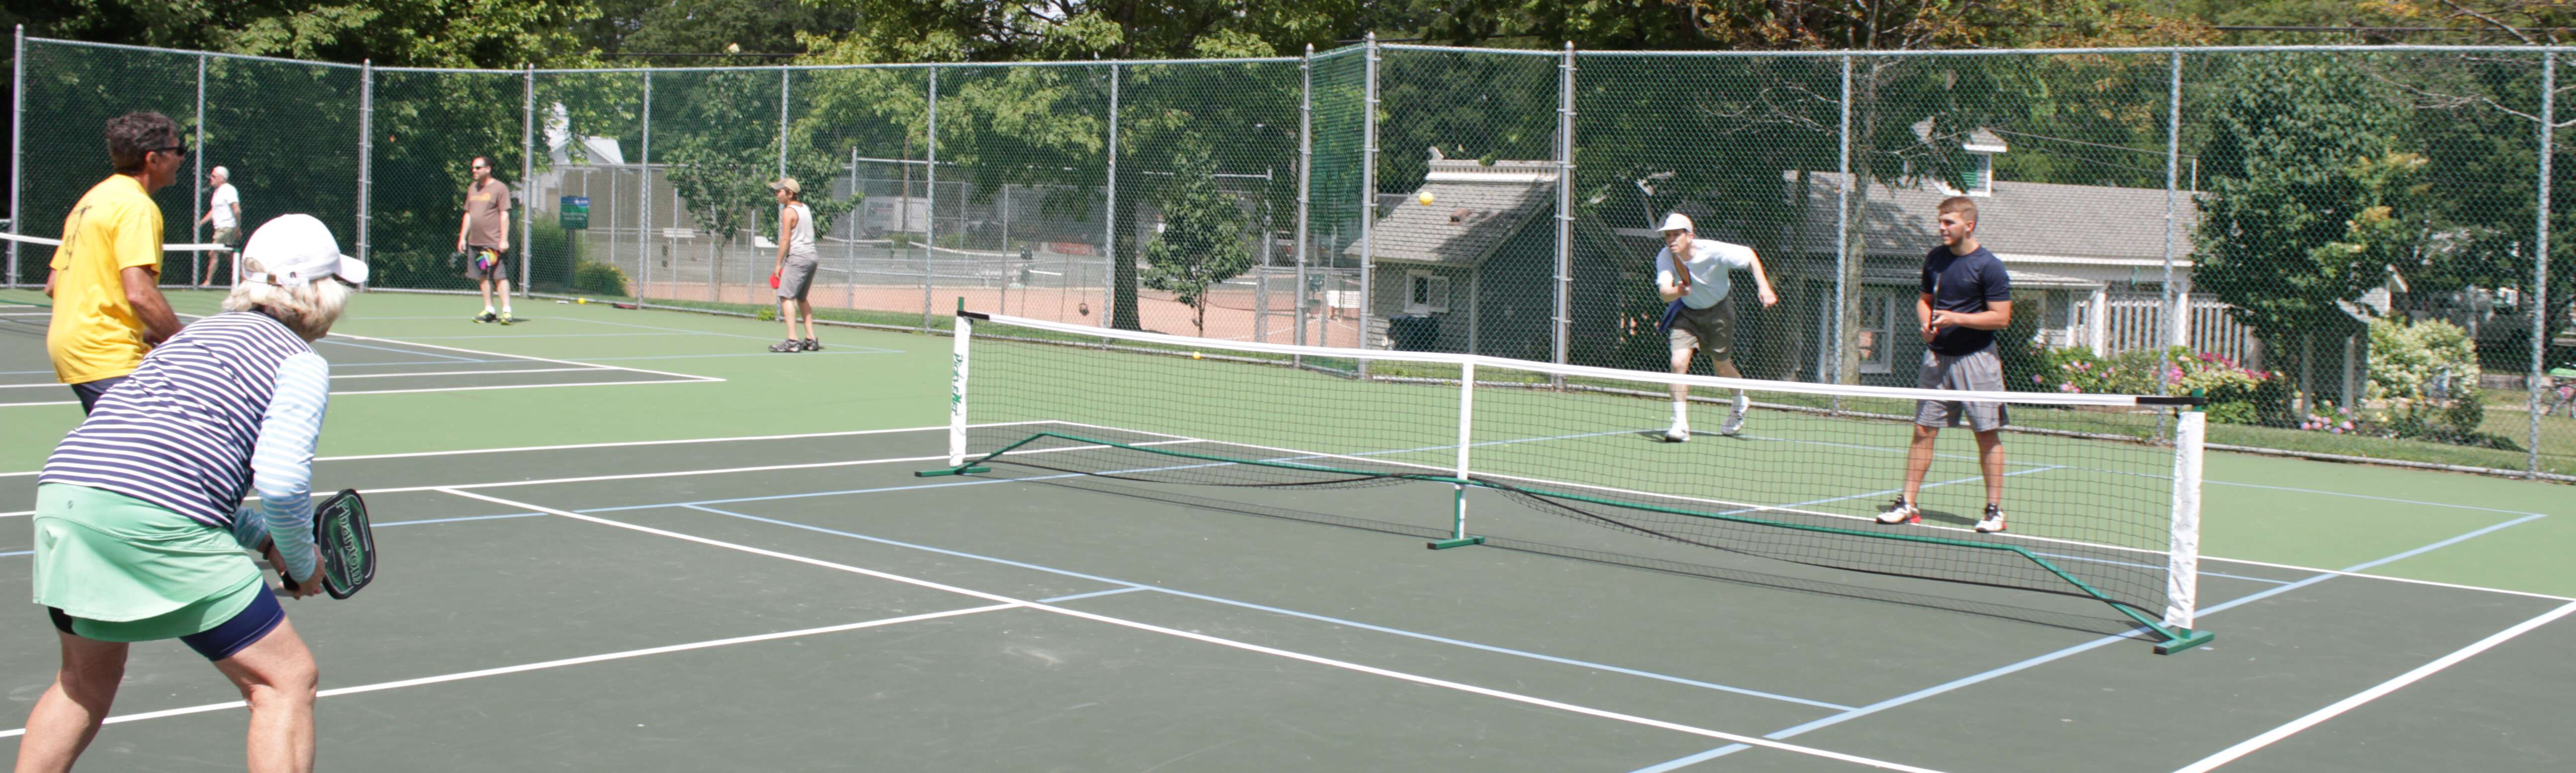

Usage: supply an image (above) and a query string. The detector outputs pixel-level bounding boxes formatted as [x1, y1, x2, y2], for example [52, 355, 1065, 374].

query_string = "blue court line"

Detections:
[668, 503, 1856, 711]
[1625, 510, 2555, 773]
[0, 550, 27, 558]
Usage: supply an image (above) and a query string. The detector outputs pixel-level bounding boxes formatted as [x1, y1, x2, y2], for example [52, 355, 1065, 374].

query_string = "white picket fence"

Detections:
[2096, 293, 2260, 367]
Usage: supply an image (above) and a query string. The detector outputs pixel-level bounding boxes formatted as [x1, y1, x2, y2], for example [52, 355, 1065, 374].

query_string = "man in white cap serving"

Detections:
[20, 213, 365, 773]
[1659, 212, 1782, 440]
[1651, 212, 1777, 441]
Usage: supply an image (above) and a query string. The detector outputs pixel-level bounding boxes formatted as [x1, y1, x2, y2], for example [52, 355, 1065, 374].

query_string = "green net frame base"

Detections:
[923, 430, 2215, 655]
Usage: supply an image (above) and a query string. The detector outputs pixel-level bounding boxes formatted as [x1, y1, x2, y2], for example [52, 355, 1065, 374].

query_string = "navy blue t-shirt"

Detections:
[1920, 245, 2011, 356]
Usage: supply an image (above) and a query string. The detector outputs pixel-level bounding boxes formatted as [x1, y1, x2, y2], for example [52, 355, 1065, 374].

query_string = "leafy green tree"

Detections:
[1142, 146, 1256, 335]
[2192, 54, 2427, 391]
[6, 0, 602, 68]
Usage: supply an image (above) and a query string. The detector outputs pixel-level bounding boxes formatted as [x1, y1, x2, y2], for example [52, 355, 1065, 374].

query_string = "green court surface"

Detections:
[3, 290, 2571, 772]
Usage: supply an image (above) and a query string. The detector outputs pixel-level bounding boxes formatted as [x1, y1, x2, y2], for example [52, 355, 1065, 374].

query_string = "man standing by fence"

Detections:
[767, 178, 823, 353]
[456, 155, 513, 324]
[1880, 196, 2012, 534]
[196, 165, 241, 286]
[44, 112, 189, 413]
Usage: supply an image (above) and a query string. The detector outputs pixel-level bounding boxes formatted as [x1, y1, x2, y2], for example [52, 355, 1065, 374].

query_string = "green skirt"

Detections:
[30, 483, 265, 642]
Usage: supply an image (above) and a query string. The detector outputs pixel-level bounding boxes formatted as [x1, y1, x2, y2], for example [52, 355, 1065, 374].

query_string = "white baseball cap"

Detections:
[240, 214, 369, 287]
[1658, 212, 1693, 233]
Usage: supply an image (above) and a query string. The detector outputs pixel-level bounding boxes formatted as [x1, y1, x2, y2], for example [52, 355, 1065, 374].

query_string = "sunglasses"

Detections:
[153, 144, 188, 159]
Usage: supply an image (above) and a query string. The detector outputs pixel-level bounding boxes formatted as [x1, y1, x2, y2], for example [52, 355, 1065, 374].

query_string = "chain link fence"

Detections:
[8, 35, 2573, 480]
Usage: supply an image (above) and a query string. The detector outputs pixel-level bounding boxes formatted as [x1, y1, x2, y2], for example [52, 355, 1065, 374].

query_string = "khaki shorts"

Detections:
[777, 256, 819, 301]
[1666, 301, 1736, 361]
[1915, 344, 2010, 432]
[211, 227, 242, 250]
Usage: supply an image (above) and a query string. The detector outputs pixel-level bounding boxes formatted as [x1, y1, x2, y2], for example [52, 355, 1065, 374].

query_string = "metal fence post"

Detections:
[1361, 33, 1379, 364]
[778, 68, 791, 179]
[520, 63, 535, 296]
[1105, 63, 1119, 328]
[1296, 45, 1313, 352]
[8, 26, 21, 287]
[2533, 52, 2556, 477]
[639, 72, 652, 300]
[192, 54, 205, 284]
[922, 65, 939, 330]
[1833, 55, 1852, 388]
[2161, 50, 2184, 396]
[358, 61, 372, 271]
[1555, 42, 1575, 381]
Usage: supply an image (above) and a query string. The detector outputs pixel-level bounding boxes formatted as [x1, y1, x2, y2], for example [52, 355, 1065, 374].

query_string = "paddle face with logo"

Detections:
[283, 489, 377, 599]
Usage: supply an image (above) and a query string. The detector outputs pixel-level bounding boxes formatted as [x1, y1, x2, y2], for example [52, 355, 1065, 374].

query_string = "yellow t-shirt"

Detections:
[48, 175, 166, 384]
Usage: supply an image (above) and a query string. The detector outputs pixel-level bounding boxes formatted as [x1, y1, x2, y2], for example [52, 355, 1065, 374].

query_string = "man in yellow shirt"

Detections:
[45, 112, 187, 413]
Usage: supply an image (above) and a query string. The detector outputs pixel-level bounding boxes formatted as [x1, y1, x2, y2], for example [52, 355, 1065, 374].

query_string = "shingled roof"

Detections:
[1783, 173, 2199, 266]
[1345, 159, 1558, 266]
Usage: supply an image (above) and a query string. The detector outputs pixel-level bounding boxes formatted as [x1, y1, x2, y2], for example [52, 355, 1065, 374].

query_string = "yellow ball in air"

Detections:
[1418, 191, 1435, 205]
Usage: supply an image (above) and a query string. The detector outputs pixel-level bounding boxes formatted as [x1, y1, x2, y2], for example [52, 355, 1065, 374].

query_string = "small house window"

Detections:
[1964, 154, 1993, 196]
[1406, 271, 1451, 314]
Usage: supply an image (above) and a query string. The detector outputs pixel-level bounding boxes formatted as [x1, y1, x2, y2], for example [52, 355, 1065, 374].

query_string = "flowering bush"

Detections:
[2022, 344, 2286, 425]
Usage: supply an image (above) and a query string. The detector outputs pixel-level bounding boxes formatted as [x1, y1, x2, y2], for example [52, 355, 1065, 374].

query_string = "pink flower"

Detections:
[2030, 374, 2043, 383]
[2340, 420, 2355, 431]
[2076, 361, 2092, 371]
[2200, 352, 2216, 362]
[2058, 382, 2078, 393]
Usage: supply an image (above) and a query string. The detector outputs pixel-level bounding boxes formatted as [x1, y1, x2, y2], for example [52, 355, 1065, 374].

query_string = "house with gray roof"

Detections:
[1342, 157, 1561, 359]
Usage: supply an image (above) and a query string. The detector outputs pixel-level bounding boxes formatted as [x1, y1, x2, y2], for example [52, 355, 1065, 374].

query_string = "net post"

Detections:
[916, 305, 988, 476]
[1103, 63, 1118, 329]
[1429, 361, 1485, 549]
[2157, 397, 2214, 655]
[1830, 54, 1852, 404]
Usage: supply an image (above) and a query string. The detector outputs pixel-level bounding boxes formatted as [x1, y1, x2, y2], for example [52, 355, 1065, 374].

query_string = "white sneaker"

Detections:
[1975, 505, 2008, 534]
[1719, 409, 1746, 437]
[1663, 419, 1690, 443]
[1876, 498, 1921, 525]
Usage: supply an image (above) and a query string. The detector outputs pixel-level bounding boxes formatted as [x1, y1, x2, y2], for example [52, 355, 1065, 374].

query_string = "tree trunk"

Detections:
[1836, 63, 1882, 386]
[1111, 194, 1141, 330]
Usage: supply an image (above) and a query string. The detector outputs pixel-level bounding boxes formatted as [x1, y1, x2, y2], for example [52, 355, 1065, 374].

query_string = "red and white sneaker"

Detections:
[1875, 498, 1921, 525]
[1975, 504, 2008, 534]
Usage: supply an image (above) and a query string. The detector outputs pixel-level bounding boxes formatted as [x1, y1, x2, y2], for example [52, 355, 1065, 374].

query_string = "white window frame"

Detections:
[1405, 270, 1451, 314]
[1965, 154, 1994, 197]
[1858, 294, 1896, 374]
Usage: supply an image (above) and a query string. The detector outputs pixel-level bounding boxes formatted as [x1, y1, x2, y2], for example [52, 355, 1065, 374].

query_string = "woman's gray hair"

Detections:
[220, 257, 353, 341]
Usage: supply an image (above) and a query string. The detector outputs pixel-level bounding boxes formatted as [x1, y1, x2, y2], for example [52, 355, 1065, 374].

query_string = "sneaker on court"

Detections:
[768, 339, 803, 353]
[473, 311, 497, 323]
[1975, 505, 2008, 534]
[1662, 419, 1690, 443]
[801, 338, 820, 352]
[497, 312, 514, 326]
[1719, 409, 1746, 437]
[1876, 498, 1921, 525]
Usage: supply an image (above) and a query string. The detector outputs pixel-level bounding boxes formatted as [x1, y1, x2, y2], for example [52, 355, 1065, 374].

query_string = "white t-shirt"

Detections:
[208, 183, 241, 229]
[1653, 238, 1756, 310]
[782, 202, 817, 260]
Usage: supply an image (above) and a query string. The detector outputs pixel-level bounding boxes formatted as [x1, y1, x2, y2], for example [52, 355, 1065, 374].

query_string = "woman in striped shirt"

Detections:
[19, 214, 366, 773]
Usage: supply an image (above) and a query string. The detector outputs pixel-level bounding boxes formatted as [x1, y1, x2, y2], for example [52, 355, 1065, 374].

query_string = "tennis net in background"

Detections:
[2, 232, 242, 291]
[927, 310, 2215, 653]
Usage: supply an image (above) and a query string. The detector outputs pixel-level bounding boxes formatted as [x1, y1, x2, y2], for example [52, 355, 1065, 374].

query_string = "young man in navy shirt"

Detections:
[1879, 196, 2012, 534]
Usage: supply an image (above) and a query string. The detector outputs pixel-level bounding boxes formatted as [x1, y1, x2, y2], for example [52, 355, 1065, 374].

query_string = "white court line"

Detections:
[2168, 600, 2576, 773]
[322, 331, 720, 384]
[0, 604, 1023, 740]
[330, 367, 609, 380]
[0, 423, 1014, 476]
[438, 487, 1953, 773]
[372, 332, 706, 340]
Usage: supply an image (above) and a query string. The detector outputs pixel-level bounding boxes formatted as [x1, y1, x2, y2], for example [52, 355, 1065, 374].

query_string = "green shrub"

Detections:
[571, 261, 629, 297]
[2340, 316, 2498, 445]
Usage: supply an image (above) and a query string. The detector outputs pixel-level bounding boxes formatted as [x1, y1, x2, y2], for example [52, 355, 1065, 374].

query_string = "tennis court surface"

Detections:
[4, 292, 2571, 772]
